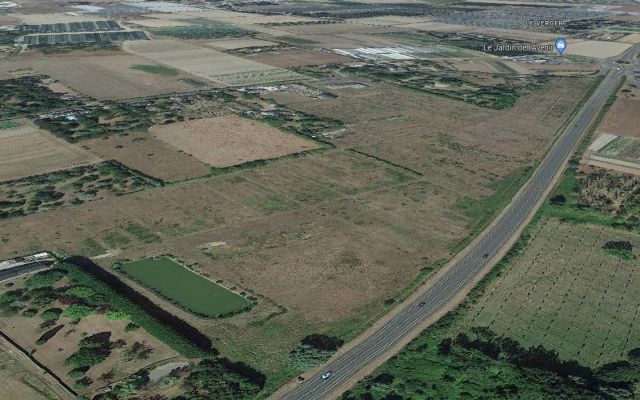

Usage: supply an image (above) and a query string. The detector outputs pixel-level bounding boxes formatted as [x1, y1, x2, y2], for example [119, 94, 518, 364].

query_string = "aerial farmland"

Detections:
[0, 0, 639, 399]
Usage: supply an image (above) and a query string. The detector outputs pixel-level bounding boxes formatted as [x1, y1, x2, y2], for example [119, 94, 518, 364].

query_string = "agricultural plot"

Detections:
[0, 161, 161, 219]
[122, 39, 303, 86]
[116, 256, 250, 318]
[207, 38, 278, 50]
[265, 76, 591, 200]
[150, 115, 321, 168]
[565, 40, 632, 59]
[6, 56, 199, 100]
[334, 45, 472, 61]
[0, 121, 101, 181]
[597, 86, 640, 138]
[465, 218, 640, 366]
[297, 61, 547, 109]
[19, 20, 121, 34]
[245, 49, 352, 68]
[150, 18, 250, 39]
[22, 31, 149, 47]
[0, 346, 67, 400]
[81, 132, 211, 183]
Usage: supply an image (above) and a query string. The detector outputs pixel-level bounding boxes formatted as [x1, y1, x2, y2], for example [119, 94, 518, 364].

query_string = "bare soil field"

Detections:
[565, 40, 632, 59]
[25, 53, 201, 100]
[618, 33, 640, 44]
[465, 218, 640, 366]
[246, 49, 353, 68]
[0, 275, 179, 395]
[123, 39, 301, 86]
[150, 115, 321, 168]
[81, 132, 211, 182]
[597, 86, 640, 138]
[0, 120, 101, 181]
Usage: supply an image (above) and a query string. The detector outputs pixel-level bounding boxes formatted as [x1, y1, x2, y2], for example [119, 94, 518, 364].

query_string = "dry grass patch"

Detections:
[0, 120, 101, 181]
[206, 38, 278, 50]
[246, 49, 352, 68]
[28, 53, 201, 100]
[123, 39, 301, 86]
[597, 85, 640, 138]
[565, 40, 632, 59]
[81, 132, 211, 182]
[150, 115, 321, 168]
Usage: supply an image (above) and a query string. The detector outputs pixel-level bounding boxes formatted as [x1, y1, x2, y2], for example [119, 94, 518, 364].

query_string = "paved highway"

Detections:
[279, 49, 636, 400]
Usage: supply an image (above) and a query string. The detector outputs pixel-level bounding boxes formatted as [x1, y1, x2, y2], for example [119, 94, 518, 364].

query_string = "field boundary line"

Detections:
[0, 329, 77, 398]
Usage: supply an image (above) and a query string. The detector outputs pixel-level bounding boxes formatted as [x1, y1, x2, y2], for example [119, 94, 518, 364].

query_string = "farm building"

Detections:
[0, 252, 55, 281]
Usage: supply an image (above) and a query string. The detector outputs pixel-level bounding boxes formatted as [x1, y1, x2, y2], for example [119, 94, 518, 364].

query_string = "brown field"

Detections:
[266, 76, 594, 197]
[207, 38, 278, 50]
[565, 40, 632, 59]
[597, 85, 640, 138]
[0, 340, 70, 400]
[0, 121, 101, 181]
[150, 115, 321, 168]
[81, 132, 211, 182]
[618, 33, 640, 44]
[0, 148, 470, 380]
[0, 276, 180, 395]
[246, 49, 353, 68]
[0, 52, 203, 100]
[123, 40, 301, 86]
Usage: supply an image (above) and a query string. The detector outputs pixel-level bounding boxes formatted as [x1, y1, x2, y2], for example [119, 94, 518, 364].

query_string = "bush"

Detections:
[180, 359, 264, 400]
[41, 307, 63, 321]
[65, 286, 96, 299]
[25, 269, 66, 289]
[61, 304, 94, 321]
[124, 322, 139, 332]
[105, 310, 131, 320]
[602, 240, 636, 260]
[65, 332, 113, 369]
[22, 308, 38, 318]
[0, 289, 25, 307]
[68, 367, 88, 379]
[301, 333, 344, 351]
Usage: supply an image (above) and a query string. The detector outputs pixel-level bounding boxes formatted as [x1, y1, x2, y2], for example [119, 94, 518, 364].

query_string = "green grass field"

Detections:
[119, 256, 249, 317]
[130, 64, 179, 76]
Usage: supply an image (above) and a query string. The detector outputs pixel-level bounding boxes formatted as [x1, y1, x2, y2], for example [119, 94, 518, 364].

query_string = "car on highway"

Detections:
[418, 301, 426, 307]
[321, 371, 333, 380]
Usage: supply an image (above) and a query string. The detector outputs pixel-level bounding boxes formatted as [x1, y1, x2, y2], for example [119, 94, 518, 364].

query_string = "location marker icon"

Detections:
[555, 38, 567, 55]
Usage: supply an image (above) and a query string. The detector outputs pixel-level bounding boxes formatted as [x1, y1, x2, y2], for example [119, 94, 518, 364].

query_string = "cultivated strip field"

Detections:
[150, 115, 321, 168]
[466, 218, 640, 366]
[123, 39, 302, 86]
[0, 121, 101, 181]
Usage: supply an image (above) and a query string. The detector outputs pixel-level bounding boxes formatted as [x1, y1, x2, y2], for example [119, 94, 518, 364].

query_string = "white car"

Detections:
[321, 371, 333, 380]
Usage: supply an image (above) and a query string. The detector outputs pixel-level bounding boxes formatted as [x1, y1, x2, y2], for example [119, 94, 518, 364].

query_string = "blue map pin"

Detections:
[555, 38, 567, 55]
